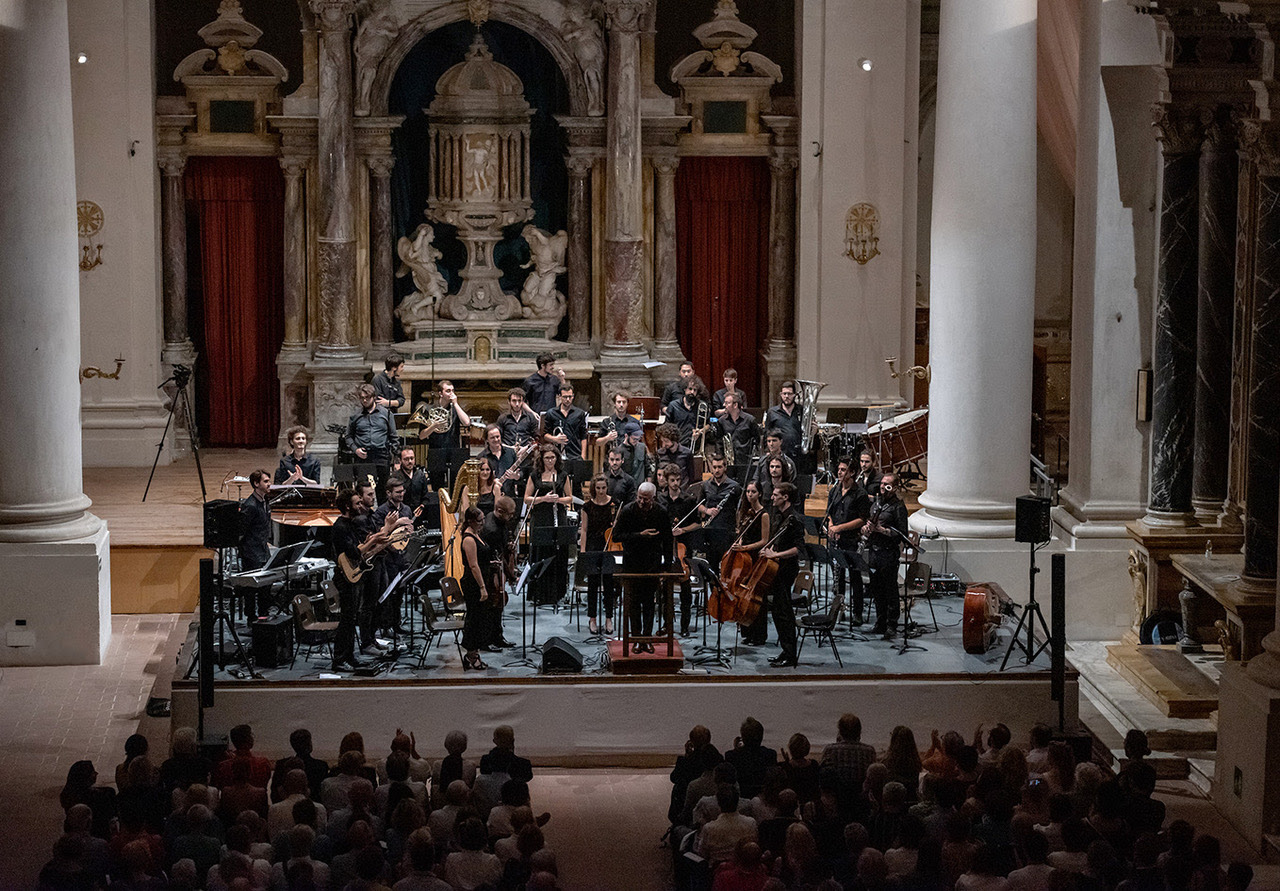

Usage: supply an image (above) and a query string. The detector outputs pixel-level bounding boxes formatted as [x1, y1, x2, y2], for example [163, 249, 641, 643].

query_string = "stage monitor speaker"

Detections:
[203, 499, 241, 549]
[251, 613, 294, 668]
[198, 558, 215, 708]
[1014, 495, 1051, 544]
[1051, 553, 1066, 707]
[541, 636, 584, 674]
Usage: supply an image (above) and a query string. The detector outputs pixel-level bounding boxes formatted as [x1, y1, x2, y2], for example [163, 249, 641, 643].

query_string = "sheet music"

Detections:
[514, 562, 533, 595]
[379, 569, 405, 604]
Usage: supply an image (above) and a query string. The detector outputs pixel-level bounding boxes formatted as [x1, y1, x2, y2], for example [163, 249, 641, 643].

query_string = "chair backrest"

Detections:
[905, 561, 931, 591]
[323, 580, 340, 609]
[420, 592, 439, 629]
[440, 576, 465, 611]
[292, 593, 316, 626]
[825, 585, 844, 623]
[793, 569, 814, 596]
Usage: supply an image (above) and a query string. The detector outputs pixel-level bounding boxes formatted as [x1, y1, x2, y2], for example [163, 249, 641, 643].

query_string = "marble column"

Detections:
[279, 158, 308, 352]
[311, 0, 359, 358]
[565, 153, 593, 351]
[766, 148, 799, 347]
[1227, 147, 1258, 528]
[1146, 103, 1204, 524]
[601, 0, 649, 357]
[368, 156, 395, 352]
[0, 0, 109, 663]
[1192, 109, 1238, 523]
[159, 155, 190, 355]
[910, 0, 1037, 538]
[651, 152, 682, 361]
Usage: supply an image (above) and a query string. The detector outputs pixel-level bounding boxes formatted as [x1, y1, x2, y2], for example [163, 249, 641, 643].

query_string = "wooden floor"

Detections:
[84, 448, 278, 546]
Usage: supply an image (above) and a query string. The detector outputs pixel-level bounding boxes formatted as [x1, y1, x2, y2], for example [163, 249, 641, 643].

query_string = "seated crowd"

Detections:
[42, 723, 557, 891]
[668, 715, 1255, 891]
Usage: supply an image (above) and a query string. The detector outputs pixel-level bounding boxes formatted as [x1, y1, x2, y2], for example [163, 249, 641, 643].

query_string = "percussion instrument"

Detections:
[962, 582, 1016, 654]
[864, 407, 929, 469]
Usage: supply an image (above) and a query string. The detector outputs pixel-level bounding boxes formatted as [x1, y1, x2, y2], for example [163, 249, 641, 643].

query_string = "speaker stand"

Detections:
[1001, 542, 1052, 670]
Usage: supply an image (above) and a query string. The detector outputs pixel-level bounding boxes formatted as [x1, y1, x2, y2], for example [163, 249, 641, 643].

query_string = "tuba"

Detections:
[793, 379, 827, 455]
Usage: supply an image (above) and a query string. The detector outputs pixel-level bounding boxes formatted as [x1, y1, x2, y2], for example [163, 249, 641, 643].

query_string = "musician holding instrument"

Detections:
[597, 391, 642, 449]
[653, 424, 695, 488]
[712, 368, 747, 419]
[698, 454, 740, 569]
[660, 361, 696, 411]
[659, 463, 700, 637]
[611, 482, 673, 652]
[522, 352, 565, 414]
[731, 480, 772, 646]
[765, 381, 804, 460]
[865, 473, 910, 638]
[371, 353, 406, 411]
[579, 474, 619, 636]
[750, 432, 796, 489]
[480, 496, 518, 649]
[330, 491, 389, 671]
[827, 458, 871, 625]
[712, 392, 759, 467]
[665, 379, 710, 448]
[461, 459, 499, 516]
[854, 450, 881, 496]
[347, 384, 399, 466]
[237, 469, 273, 617]
[622, 428, 650, 486]
[274, 426, 322, 486]
[355, 478, 407, 656]
[524, 445, 572, 606]
[759, 456, 788, 504]
[497, 387, 541, 447]
[394, 446, 430, 514]
[762, 482, 805, 668]
[459, 507, 497, 671]
[480, 425, 517, 492]
[540, 382, 588, 460]
[371, 477, 415, 636]
[603, 447, 638, 505]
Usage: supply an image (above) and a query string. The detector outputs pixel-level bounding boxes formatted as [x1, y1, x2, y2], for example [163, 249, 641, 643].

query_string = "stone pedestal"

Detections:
[1213, 663, 1280, 851]
[1125, 520, 1242, 635]
[911, 0, 1037, 538]
[0, 0, 110, 664]
[306, 359, 371, 460]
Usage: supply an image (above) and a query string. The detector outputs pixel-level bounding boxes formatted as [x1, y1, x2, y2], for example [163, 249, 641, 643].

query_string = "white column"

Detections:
[0, 0, 110, 664]
[911, 0, 1037, 538]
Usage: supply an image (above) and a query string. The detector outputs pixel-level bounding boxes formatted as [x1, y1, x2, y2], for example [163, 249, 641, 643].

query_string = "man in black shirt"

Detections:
[238, 470, 273, 616]
[347, 383, 399, 466]
[496, 387, 541, 446]
[371, 477, 415, 635]
[854, 449, 881, 495]
[660, 361, 696, 411]
[711, 368, 748, 418]
[274, 426, 323, 486]
[665, 379, 710, 448]
[622, 428, 650, 485]
[866, 473, 910, 637]
[521, 352, 564, 414]
[371, 353, 406, 411]
[596, 391, 642, 450]
[712, 393, 759, 467]
[749, 431, 796, 487]
[540, 382, 588, 460]
[697, 454, 740, 568]
[329, 490, 387, 670]
[826, 458, 871, 623]
[480, 425, 517, 488]
[612, 482, 673, 651]
[603, 448, 637, 504]
[393, 446, 430, 514]
[765, 380, 805, 459]
[763, 482, 804, 667]
[653, 424, 695, 487]
[423, 380, 471, 488]
[659, 464, 699, 637]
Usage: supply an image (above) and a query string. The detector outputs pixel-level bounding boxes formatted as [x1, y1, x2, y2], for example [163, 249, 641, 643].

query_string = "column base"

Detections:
[596, 352, 656, 399]
[1053, 488, 1145, 540]
[313, 343, 366, 362]
[0, 520, 110, 665]
[1214, 661, 1280, 851]
[1192, 497, 1226, 525]
[650, 339, 687, 366]
[909, 492, 1018, 539]
[1141, 508, 1198, 528]
[760, 339, 797, 400]
[161, 340, 196, 369]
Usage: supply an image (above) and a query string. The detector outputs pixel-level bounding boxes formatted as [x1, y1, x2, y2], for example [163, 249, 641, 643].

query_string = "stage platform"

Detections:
[171, 589, 1079, 765]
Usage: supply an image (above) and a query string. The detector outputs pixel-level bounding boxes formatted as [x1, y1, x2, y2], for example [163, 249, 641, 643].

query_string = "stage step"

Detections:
[1105, 644, 1219, 719]
[607, 639, 685, 675]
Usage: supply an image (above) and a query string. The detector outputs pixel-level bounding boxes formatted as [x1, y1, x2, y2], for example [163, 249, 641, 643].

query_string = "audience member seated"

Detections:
[427, 780, 474, 859]
[755, 788, 799, 859]
[819, 713, 876, 817]
[169, 804, 223, 882]
[444, 817, 502, 891]
[1024, 724, 1053, 776]
[217, 757, 269, 824]
[322, 750, 370, 813]
[1005, 827, 1054, 890]
[678, 745, 728, 829]
[880, 725, 923, 804]
[115, 733, 151, 792]
[497, 824, 546, 890]
[377, 751, 428, 817]
[212, 724, 274, 790]
[375, 730, 432, 786]
[160, 727, 213, 799]
[695, 784, 758, 867]
[270, 768, 328, 839]
[724, 717, 777, 801]
[113, 837, 168, 891]
[60, 804, 110, 885]
[386, 799, 428, 873]
[394, 826, 451, 891]
[327, 778, 384, 850]
[109, 807, 165, 880]
[272, 729, 330, 804]
[270, 823, 331, 891]
[480, 725, 533, 783]
[432, 730, 478, 809]
[205, 823, 271, 891]
[775, 822, 830, 888]
[710, 839, 768, 891]
[976, 723, 1013, 767]
[471, 759, 511, 824]
[779, 733, 819, 806]
[671, 725, 723, 825]
[330, 818, 386, 890]
[60, 759, 117, 840]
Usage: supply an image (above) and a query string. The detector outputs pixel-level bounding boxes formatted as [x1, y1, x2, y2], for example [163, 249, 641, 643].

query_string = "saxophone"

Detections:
[723, 428, 735, 466]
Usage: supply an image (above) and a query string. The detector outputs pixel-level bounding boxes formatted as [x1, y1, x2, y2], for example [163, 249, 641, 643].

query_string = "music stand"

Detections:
[892, 561, 928, 656]
[567, 458, 594, 490]
[427, 447, 470, 491]
[831, 549, 871, 641]
[505, 557, 555, 669]
[578, 550, 618, 643]
[531, 525, 577, 612]
[687, 557, 733, 669]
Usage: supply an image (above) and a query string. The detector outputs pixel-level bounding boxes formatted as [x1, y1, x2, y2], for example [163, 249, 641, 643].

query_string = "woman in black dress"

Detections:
[459, 507, 495, 670]
[523, 446, 571, 606]
[579, 474, 617, 635]
[734, 479, 772, 646]
[464, 457, 498, 516]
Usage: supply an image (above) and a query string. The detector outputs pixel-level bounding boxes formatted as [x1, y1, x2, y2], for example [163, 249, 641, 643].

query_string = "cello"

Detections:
[719, 508, 765, 609]
[736, 513, 794, 628]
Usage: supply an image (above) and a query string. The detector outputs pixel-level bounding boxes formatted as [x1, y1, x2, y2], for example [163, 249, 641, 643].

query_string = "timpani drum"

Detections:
[864, 408, 929, 468]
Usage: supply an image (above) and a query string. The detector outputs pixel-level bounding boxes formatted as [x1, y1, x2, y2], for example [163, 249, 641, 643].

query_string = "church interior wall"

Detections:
[70, 0, 171, 467]
[796, 0, 917, 410]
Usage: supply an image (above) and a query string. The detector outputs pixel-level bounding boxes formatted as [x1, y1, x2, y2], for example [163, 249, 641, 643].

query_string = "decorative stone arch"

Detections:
[366, 0, 592, 118]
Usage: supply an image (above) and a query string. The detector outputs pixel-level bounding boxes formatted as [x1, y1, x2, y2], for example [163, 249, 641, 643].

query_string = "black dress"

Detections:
[528, 472, 569, 605]
[581, 499, 618, 620]
[460, 530, 494, 651]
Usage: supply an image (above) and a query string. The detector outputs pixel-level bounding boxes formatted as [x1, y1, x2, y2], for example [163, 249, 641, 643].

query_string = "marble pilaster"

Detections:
[765, 147, 799, 364]
[1227, 149, 1258, 528]
[651, 152, 682, 363]
[368, 155, 395, 352]
[565, 153, 594, 356]
[159, 154, 195, 367]
[311, 0, 359, 359]
[600, 0, 649, 359]
[1146, 102, 1204, 525]
[279, 158, 308, 353]
[0, 0, 109, 664]
[1192, 110, 1238, 523]
[910, 0, 1038, 538]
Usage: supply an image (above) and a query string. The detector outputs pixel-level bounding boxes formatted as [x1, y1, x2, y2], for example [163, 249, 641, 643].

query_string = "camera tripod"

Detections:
[144, 363, 206, 502]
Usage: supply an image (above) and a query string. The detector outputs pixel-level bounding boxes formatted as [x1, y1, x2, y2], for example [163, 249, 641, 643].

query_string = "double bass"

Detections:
[717, 507, 765, 619]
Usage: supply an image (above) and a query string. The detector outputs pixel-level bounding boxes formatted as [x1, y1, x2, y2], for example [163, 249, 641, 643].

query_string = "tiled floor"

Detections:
[3, 616, 1275, 889]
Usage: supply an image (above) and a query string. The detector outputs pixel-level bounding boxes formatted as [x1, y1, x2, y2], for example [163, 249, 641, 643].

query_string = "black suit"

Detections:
[613, 500, 673, 637]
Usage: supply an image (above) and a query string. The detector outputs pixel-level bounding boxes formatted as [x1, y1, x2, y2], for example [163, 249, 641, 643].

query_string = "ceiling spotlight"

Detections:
[76, 52, 88, 64]
[859, 58, 873, 72]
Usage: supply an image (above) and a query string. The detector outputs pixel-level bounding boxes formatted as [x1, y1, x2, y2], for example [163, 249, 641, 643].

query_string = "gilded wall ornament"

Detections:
[77, 200, 105, 271]
[844, 202, 880, 265]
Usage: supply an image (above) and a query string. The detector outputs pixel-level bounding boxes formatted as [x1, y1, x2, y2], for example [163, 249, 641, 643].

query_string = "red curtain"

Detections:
[675, 157, 771, 401]
[185, 157, 284, 447]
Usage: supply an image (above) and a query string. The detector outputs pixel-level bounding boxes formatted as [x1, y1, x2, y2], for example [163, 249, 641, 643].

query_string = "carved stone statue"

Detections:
[1127, 549, 1147, 637]
[519, 225, 568, 320]
[353, 6, 399, 116]
[395, 223, 448, 323]
[563, 7, 606, 117]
